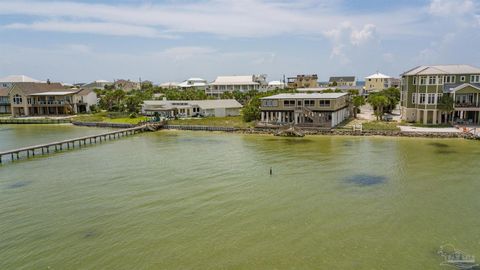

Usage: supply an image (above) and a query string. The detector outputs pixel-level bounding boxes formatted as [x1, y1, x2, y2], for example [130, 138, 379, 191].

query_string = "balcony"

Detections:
[455, 102, 480, 108]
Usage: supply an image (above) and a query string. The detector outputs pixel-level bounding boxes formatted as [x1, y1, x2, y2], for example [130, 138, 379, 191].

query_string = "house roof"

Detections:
[10, 82, 68, 95]
[402, 65, 480, 76]
[144, 99, 243, 109]
[365, 72, 391, 79]
[0, 75, 41, 83]
[329, 76, 356, 82]
[210, 75, 259, 85]
[77, 89, 95, 96]
[443, 83, 480, 93]
[268, 81, 284, 86]
[30, 91, 80, 96]
[261, 93, 348, 100]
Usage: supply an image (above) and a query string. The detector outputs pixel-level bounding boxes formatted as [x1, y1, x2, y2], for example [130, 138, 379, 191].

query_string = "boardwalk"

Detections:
[0, 125, 148, 164]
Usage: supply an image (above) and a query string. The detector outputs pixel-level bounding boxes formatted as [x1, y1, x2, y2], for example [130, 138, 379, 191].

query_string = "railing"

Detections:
[455, 103, 480, 108]
[0, 118, 71, 124]
[34, 100, 71, 105]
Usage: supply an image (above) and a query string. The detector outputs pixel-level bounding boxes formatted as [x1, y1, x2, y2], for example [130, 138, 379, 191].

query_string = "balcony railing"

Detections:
[455, 102, 480, 108]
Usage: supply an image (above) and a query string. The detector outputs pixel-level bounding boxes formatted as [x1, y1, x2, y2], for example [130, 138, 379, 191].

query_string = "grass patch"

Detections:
[168, 116, 254, 128]
[362, 121, 400, 131]
[72, 113, 148, 125]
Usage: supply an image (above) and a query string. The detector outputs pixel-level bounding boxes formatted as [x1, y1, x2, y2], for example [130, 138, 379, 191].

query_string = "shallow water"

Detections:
[1, 125, 480, 269]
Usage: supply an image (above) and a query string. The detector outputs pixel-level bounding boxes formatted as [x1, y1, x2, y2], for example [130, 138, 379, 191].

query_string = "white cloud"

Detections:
[428, 0, 476, 16]
[350, 24, 377, 45]
[4, 21, 169, 38]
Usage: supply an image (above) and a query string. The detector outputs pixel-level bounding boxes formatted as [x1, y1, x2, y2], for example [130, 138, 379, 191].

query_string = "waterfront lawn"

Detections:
[73, 113, 147, 125]
[168, 116, 254, 128]
[362, 121, 400, 131]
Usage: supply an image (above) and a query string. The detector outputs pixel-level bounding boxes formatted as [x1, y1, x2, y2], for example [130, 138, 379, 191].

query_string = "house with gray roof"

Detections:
[400, 64, 480, 125]
[329, 76, 356, 87]
[141, 99, 242, 118]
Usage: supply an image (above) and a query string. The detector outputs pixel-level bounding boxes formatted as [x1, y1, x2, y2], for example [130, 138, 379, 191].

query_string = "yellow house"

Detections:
[365, 72, 400, 93]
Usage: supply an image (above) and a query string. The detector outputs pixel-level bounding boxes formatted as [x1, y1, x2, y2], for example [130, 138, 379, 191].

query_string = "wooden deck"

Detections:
[0, 125, 152, 164]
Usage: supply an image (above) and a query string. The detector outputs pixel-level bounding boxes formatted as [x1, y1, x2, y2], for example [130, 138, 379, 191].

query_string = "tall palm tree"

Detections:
[438, 94, 455, 124]
[352, 96, 366, 118]
[367, 94, 389, 120]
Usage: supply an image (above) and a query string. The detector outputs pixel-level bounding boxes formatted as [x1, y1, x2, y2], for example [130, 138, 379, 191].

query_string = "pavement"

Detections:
[398, 126, 461, 133]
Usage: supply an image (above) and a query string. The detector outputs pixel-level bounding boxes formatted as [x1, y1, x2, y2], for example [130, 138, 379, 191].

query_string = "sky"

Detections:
[0, 0, 479, 84]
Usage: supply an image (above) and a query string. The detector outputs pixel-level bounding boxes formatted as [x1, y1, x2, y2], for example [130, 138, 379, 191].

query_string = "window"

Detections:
[411, 93, 416, 104]
[460, 76, 466, 82]
[412, 77, 417, 85]
[304, 100, 315, 106]
[428, 76, 436, 85]
[319, 100, 330, 107]
[262, 100, 278, 107]
[283, 100, 295, 107]
[444, 75, 455, 83]
[427, 93, 436, 104]
[471, 75, 480, 83]
[419, 76, 426, 85]
[419, 93, 426, 104]
[438, 76, 443, 85]
[13, 94, 22, 104]
[436, 93, 443, 103]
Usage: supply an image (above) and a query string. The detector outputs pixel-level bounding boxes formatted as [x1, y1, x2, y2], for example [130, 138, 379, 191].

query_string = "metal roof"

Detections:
[0, 75, 41, 83]
[30, 91, 79, 96]
[365, 72, 392, 79]
[402, 65, 480, 76]
[143, 99, 242, 109]
[210, 75, 259, 85]
[260, 93, 348, 100]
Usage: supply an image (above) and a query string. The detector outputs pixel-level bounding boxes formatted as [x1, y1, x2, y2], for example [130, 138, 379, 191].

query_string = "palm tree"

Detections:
[352, 96, 366, 118]
[438, 94, 455, 124]
[367, 94, 389, 120]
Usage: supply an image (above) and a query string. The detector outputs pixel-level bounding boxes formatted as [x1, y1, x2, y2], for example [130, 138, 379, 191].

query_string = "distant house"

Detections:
[259, 93, 351, 128]
[267, 80, 286, 90]
[0, 75, 41, 88]
[207, 75, 267, 96]
[114, 79, 140, 91]
[177, 78, 208, 91]
[329, 76, 356, 87]
[73, 89, 98, 113]
[365, 72, 400, 93]
[287, 74, 318, 88]
[0, 87, 11, 114]
[142, 99, 242, 118]
[159, 82, 179, 89]
[82, 80, 113, 91]
[8, 82, 97, 116]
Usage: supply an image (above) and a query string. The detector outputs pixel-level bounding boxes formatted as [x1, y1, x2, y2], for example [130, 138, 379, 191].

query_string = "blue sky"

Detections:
[0, 0, 479, 84]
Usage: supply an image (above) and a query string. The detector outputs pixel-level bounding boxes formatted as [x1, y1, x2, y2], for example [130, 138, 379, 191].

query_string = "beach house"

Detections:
[142, 99, 242, 118]
[400, 64, 480, 125]
[207, 75, 267, 96]
[259, 93, 351, 128]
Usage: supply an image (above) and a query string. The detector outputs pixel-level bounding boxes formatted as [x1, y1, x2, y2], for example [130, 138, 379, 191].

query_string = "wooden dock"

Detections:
[0, 125, 151, 164]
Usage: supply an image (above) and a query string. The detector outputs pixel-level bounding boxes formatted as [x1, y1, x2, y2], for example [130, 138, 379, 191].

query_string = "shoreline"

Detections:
[25, 121, 477, 140]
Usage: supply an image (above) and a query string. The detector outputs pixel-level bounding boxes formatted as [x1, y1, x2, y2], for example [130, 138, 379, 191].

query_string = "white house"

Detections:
[142, 99, 242, 118]
[177, 78, 208, 91]
[0, 75, 41, 88]
[73, 89, 98, 113]
[207, 75, 267, 96]
[267, 80, 285, 90]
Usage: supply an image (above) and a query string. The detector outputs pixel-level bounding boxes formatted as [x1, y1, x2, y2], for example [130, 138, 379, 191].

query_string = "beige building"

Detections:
[207, 75, 267, 96]
[114, 79, 141, 91]
[142, 99, 242, 118]
[365, 72, 400, 93]
[329, 76, 356, 87]
[9, 82, 97, 116]
[287, 74, 318, 88]
[260, 93, 351, 128]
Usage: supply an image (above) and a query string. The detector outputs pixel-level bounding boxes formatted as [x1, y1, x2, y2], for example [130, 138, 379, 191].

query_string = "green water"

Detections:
[1, 125, 480, 269]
